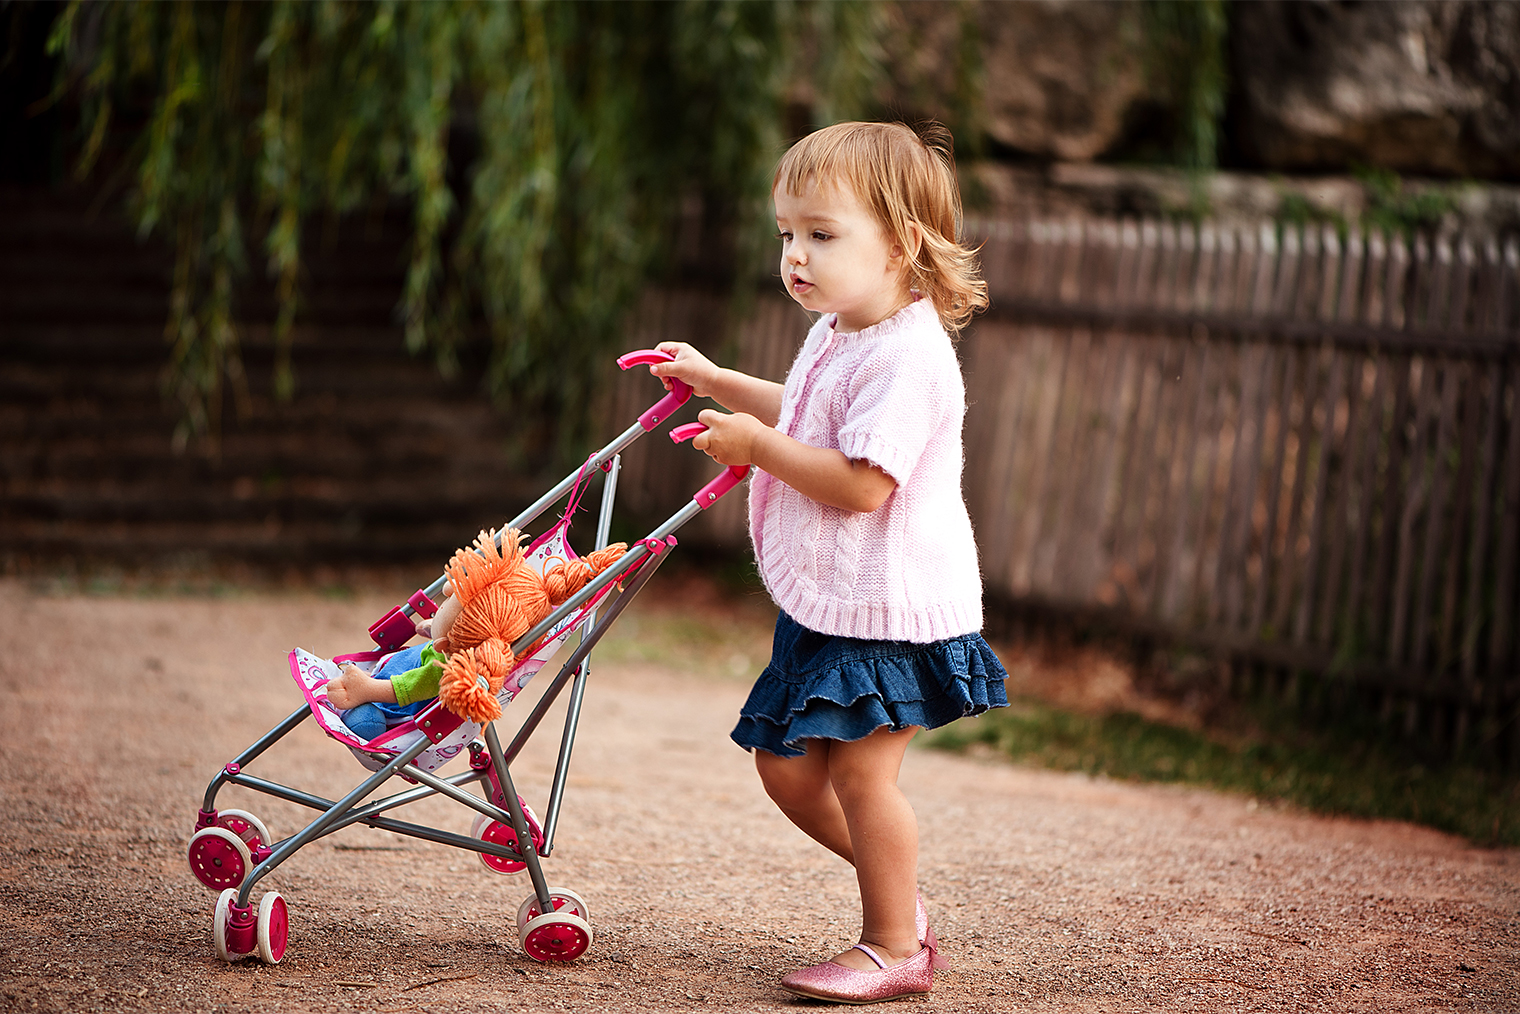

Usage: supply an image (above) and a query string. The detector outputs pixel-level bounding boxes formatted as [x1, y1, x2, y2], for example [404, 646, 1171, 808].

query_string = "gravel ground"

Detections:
[0, 576, 1515, 1013]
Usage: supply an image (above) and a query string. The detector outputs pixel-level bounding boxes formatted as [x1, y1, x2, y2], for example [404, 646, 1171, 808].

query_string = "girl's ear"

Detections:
[892, 220, 924, 266]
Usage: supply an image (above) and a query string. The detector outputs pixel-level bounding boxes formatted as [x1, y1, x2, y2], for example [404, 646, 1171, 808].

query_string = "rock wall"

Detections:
[1231, 0, 1520, 178]
[888, 1, 1148, 163]
[887, 0, 1519, 182]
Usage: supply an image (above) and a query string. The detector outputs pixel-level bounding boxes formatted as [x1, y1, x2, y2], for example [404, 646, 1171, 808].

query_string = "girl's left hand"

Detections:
[692, 408, 766, 467]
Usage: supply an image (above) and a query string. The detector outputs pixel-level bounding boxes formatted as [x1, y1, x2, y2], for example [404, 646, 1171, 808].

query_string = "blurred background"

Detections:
[3, 1, 1518, 839]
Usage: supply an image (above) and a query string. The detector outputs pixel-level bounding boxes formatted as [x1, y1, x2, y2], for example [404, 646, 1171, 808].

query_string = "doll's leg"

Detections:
[826, 726, 921, 970]
[754, 741, 853, 863]
[343, 704, 388, 743]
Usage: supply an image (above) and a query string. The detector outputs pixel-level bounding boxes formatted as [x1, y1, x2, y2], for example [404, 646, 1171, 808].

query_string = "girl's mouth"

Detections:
[791, 275, 813, 294]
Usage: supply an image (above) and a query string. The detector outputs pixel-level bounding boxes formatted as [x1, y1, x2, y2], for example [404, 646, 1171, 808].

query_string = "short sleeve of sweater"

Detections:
[389, 644, 447, 706]
[835, 331, 952, 486]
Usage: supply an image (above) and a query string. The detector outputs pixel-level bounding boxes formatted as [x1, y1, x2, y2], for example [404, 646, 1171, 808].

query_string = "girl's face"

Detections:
[774, 178, 911, 334]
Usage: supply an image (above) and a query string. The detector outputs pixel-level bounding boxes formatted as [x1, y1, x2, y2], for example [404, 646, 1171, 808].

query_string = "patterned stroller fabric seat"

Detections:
[289, 525, 605, 773]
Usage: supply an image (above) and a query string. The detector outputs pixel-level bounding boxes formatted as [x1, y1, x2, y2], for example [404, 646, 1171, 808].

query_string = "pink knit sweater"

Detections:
[749, 299, 983, 643]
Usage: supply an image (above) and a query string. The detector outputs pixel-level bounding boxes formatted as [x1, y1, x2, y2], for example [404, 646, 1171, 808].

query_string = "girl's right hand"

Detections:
[649, 342, 720, 399]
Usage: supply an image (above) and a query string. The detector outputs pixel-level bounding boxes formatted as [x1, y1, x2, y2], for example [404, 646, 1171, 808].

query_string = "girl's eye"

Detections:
[811, 231, 831, 242]
[776, 231, 792, 242]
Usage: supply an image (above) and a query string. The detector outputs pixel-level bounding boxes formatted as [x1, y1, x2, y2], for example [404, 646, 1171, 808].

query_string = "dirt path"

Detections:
[0, 577, 1515, 1013]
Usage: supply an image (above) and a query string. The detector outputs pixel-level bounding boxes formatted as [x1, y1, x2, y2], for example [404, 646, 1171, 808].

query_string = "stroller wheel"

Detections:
[520, 911, 593, 962]
[256, 892, 289, 964]
[189, 827, 253, 891]
[470, 808, 541, 875]
[212, 889, 244, 962]
[216, 809, 271, 850]
[516, 888, 590, 932]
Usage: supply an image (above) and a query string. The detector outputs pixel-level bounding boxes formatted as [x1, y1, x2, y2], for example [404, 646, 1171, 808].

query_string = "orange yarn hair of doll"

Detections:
[436, 527, 626, 723]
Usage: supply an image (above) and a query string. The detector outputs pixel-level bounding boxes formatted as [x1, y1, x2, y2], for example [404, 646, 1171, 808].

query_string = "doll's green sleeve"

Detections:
[390, 644, 448, 706]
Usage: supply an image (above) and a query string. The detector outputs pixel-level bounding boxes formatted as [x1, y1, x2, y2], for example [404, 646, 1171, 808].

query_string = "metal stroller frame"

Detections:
[187, 351, 744, 964]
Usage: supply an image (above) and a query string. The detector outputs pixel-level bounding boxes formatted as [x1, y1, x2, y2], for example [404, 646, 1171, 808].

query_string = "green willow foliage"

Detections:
[48, 0, 885, 452]
[1140, 0, 1228, 172]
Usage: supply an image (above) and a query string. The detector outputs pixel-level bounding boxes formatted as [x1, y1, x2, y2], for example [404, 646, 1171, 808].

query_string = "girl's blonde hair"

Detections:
[774, 120, 988, 333]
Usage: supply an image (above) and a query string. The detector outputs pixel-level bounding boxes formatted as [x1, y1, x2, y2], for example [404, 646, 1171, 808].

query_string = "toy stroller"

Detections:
[186, 350, 744, 965]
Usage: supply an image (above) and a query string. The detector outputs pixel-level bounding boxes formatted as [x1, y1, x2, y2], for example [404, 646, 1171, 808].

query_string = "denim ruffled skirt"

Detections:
[730, 611, 1010, 758]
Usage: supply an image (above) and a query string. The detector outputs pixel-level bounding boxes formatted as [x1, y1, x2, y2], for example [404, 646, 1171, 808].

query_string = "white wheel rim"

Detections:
[471, 813, 507, 873]
[516, 889, 591, 932]
[549, 888, 589, 922]
[515, 892, 537, 931]
[213, 889, 237, 962]
[217, 809, 271, 848]
[256, 892, 287, 964]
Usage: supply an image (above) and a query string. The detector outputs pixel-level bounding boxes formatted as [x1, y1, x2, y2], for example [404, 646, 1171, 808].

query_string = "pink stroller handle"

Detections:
[617, 349, 692, 431]
[694, 466, 749, 509]
[670, 421, 750, 510]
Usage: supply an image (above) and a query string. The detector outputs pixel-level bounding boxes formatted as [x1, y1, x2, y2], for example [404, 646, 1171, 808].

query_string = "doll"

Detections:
[323, 526, 625, 735]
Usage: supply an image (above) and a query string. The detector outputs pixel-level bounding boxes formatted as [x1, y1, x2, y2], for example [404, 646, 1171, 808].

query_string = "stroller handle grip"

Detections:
[617, 348, 692, 431]
[694, 465, 750, 509]
[670, 421, 750, 509]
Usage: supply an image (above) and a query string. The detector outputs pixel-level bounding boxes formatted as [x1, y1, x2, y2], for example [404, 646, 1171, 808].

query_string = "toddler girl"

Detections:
[650, 120, 1008, 1004]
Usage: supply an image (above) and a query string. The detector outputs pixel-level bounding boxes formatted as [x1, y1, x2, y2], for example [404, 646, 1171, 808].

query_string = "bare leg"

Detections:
[754, 741, 854, 863]
[754, 729, 923, 972]
[827, 726, 921, 970]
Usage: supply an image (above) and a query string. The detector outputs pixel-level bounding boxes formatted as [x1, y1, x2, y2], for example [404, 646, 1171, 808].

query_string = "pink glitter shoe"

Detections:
[916, 890, 950, 971]
[779, 943, 933, 1004]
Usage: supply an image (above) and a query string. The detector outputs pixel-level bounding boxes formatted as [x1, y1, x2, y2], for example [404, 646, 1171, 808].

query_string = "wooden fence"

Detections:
[604, 217, 1520, 762]
[9, 181, 1518, 760]
[958, 217, 1520, 761]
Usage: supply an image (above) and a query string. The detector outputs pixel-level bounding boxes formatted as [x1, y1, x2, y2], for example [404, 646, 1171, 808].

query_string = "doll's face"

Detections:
[432, 593, 463, 650]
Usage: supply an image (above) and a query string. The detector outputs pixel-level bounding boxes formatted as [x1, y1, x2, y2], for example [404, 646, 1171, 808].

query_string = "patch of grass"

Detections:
[927, 699, 1520, 847]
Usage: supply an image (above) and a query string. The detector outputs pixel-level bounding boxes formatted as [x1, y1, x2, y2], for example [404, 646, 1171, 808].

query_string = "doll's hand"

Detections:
[692, 408, 767, 467]
[414, 617, 432, 638]
[649, 342, 721, 399]
[323, 664, 397, 709]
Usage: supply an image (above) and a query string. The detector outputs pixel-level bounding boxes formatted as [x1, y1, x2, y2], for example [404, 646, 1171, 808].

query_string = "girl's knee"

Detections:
[755, 749, 828, 807]
[827, 756, 898, 807]
[826, 729, 916, 803]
